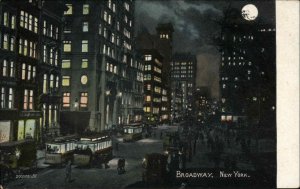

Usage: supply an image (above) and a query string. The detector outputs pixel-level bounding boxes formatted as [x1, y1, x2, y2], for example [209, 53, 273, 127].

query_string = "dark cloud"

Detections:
[135, 0, 275, 98]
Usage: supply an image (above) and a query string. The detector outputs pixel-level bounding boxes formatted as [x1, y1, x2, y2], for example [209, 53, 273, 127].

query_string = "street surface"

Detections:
[6, 126, 177, 189]
[5, 125, 275, 188]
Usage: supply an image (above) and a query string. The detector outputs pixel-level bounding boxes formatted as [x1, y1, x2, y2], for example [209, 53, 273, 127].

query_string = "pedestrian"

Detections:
[65, 160, 72, 183]
[115, 142, 119, 151]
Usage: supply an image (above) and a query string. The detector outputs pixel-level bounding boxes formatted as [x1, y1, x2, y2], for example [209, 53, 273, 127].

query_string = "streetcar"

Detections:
[44, 135, 78, 166]
[73, 135, 113, 167]
[123, 123, 143, 142]
[0, 139, 37, 183]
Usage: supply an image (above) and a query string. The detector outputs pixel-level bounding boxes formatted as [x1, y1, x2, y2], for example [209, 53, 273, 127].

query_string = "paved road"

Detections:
[6, 128, 169, 189]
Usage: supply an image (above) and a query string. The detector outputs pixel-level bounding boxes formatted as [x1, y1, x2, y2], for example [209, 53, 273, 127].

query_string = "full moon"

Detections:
[241, 4, 258, 21]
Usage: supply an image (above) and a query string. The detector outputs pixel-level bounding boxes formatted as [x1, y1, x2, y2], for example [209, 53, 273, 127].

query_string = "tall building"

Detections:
[170, 53, 197, 122]
[141, 49, 163, 123]
[136, 23, 174, 123]
[0, 0, 65, 143]
[60, 0, 144, 133]
[219, 8, 276, 129]
[194, 87, 211, 125]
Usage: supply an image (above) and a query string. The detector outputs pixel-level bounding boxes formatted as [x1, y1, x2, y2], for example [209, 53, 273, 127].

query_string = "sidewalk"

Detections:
[186, 137, 256, 171]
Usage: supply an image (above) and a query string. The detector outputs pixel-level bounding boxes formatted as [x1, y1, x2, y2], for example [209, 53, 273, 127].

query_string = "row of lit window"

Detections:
[62, 59, 88, 69]
[160, 34, 169, 39]
[20, 10, 38, 33]
[63, 40, 88, 53]
[19, 38, 37, 58]
[173, 62, 194, 66]
[43, 20, 59, 40]
[43, 74, 60, 94]
[23, 89, 34, 110]
[1, 33, 15, 52]
[65, 4, 89, 15]
[221, 61, 252, 67]
[172, 66, 194, 70]
[0, 60, 14, 78]
[0, 87, 13, 109]
[106, 63, 118, 74]
[21, 63, 36, 81]
[144, 74, 151, 81]
[102, 44, 116, 59]
[137, 72, 143, 82]
[62, 75, 88, 87]
[144, 55, 152, 61]
[3, 12, 16, 29]
[154, 76, 161, 83]
[222, 56, 244, 61]
[62, 92, 88, 108]
[43, 45, 58, 65]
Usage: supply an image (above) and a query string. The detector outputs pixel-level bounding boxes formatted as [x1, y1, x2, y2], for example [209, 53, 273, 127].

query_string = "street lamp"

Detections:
[73, 98, 79, 111]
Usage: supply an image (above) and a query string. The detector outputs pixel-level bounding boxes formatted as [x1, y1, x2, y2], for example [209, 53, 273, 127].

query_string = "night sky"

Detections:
[135, 0, 275, 98]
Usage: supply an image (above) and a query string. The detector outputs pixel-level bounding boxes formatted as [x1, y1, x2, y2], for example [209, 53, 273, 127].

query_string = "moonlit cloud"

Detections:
[135, 0, 275, 98]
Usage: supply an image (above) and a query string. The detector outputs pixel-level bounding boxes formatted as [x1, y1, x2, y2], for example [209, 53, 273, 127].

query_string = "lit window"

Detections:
[144, 55, 152, 61]
[62, 76, 71, 86]
[23, 89, 28, 109]
[10, 61, 14, 77]
[146, 84, 151, 90]
[2, 60, 7, 77]
[63, 92, 70, 107]
[80, 92, 88, 108]
[43, 74, 47, 93]
[81, 59, 88, 68]
[81, 40, 88, 52]
[55, 76, 59, 88]
[0, 87, 5, 108]
[22, 63, 26, 80]
[64, 4, 73, 15]
[24, 39, 28, 55]
[27, 65, 31, 80]
[62, 59, 71, 68]
[29, 90, 33, 110]
[3, 34, 8, 49]
[63, 41, 71, 52]
[3, 12, 9, 27]
[8, 88, 13, 109]
[10, 37, 14, 51]
[82, 22, 88, 32]
[145, 96, 151, 102]
[81, 75, 88, 85]
[83, 4, 89, 15]
[50, 74, 54, 88]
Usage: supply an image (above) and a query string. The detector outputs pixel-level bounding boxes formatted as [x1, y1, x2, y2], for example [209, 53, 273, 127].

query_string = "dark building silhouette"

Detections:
[136, 23, 174, 123]
[0, 0, 66, 143]
[219, 8, 276, 131]
[60, 0, 144, 133]
[170, 53, 197, 122]
[141, 49, 163, 123]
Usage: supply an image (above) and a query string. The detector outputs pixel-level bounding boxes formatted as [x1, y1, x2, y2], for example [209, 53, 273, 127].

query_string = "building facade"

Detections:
[0, 0, 65, 143]
[136, 23, 174, 123]
[219, 8, 276, 129]
[60, 0, 144, 133]
[141, 49, 163, 124]
[170, 53, 197, 122]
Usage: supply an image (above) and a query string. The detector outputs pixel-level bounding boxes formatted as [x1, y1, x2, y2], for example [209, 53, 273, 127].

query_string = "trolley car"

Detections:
[73, 135, 113, 167]
[123, 123, 143, 142]
[45, 136, 78, 166]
